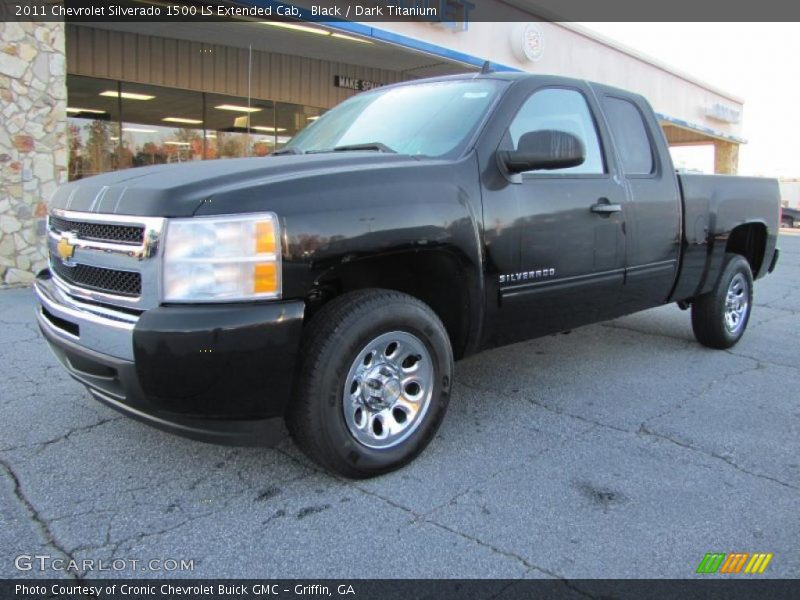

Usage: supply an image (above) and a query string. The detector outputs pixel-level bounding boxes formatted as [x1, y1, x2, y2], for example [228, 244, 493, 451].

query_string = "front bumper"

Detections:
[34, 271, 305, 446]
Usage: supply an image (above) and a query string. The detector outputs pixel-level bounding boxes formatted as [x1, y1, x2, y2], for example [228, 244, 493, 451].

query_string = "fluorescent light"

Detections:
[331, 33, 373, 44]
[100, 90, 155, 100]
[251, 126, 287, 133]
[214, 104, 263, 113]
[205, 134, 217, 138]
[164, 141, 191, 146]
[110, 137, 119, 141]
[163, 117, 203, 124]
[66, 107, 107, 114]
[122, 127, 156, 133]
[307, 116, 320, 121]
[261, 21, 330, 36]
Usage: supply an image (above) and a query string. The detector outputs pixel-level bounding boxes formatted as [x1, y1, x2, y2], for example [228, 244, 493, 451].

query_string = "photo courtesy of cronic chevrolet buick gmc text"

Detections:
[34, 73, 780, 478]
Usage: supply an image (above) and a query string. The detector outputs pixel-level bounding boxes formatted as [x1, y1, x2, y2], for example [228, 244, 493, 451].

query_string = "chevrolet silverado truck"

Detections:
[34, 73, 780, 477]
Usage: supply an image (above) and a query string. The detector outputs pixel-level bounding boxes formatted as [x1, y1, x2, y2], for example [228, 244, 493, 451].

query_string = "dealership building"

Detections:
[0, 9, 746, 284]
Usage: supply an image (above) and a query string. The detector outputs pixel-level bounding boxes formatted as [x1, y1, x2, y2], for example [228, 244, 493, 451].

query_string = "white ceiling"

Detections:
[84, 21, 472, 79]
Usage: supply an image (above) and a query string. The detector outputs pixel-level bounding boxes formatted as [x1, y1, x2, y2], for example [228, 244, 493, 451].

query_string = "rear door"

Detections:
[595, 89, 682, 311]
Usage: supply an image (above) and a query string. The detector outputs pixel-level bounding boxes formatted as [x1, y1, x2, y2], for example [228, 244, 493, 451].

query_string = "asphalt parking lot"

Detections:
[1, 232, 798, 581]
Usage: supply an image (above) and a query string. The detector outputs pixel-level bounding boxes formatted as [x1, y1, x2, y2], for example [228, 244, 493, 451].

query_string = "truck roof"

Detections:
[384, 71, 638, 100]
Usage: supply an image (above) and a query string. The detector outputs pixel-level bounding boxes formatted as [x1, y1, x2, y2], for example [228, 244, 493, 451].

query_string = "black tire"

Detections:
[286, 289, 453, 478]
[691, 253, 753, 349]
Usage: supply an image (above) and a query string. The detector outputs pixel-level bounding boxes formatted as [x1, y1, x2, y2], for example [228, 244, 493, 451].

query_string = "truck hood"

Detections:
[49, 153, 422, 217]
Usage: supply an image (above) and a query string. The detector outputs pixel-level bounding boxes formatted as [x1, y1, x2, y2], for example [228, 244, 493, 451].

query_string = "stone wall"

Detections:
[0, 22, 67, 285]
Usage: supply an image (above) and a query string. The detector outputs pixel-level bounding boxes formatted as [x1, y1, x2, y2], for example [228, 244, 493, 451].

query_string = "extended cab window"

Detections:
[602, 97, 654, 175]
[508, 88, 605, 175]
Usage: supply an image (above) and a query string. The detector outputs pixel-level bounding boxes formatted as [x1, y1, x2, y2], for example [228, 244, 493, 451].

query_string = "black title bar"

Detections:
[4, 579, 800, 600]
[3, 0, 800, 22]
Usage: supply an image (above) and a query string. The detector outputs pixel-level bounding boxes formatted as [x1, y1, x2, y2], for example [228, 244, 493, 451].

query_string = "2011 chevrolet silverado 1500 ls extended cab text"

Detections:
[34, 73, 781, 477]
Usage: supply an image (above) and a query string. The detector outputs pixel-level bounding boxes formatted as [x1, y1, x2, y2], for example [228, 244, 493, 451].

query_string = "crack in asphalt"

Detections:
[456, 377, 629, 435]
[67, 486, 255, 570]
[636, 424, 799, 492]
[0, 457, 81, 581]
[427, 519, 564, 579]
[641, 356, 764, 425]
[352, 483, 561, 578]
[724, 348, 800, 372]
[0, 416, 124, 454]
[523, 394, 631, 434]
[462, 357, 798, 495]
[350, 425, 609, 583]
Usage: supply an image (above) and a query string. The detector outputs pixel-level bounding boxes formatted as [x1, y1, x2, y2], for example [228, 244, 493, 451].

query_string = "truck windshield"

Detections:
[281, 79, 505, 158]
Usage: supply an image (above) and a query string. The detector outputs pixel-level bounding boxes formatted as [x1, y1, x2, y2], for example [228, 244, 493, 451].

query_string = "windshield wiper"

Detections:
[332, 142, 397, 154]
[272, 147, 303, 156]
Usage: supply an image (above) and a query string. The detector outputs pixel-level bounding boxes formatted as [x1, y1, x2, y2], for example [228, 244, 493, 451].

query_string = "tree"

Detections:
[83, 120, 115, 176]
[67, 123, 85, 180]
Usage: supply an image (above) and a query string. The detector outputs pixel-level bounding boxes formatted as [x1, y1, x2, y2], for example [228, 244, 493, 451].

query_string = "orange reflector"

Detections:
[255, 221, 276, 254]
[254, 263, 277, 294]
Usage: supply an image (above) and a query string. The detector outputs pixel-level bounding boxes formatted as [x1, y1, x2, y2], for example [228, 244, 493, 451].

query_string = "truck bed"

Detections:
[671, 173, 781, 302]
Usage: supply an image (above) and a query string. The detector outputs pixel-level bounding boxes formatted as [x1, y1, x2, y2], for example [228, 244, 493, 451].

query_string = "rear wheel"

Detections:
[286, 289, 453, 478]
[691, 253, 753, 349]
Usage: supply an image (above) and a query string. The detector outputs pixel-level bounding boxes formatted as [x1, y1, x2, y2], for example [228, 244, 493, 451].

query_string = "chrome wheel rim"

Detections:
[342, 331, 434, 449]
[724, 273, 749, 334]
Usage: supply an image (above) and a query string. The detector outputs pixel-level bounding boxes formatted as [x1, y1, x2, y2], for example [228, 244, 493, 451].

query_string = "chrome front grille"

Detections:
[49, 215, 145, 245]
[50, 255, 142, 297]
[47, 209, 166, 310]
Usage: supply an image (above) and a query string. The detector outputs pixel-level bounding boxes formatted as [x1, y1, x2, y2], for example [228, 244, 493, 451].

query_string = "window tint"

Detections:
[603, 97, 654, 175]
[508, 88, 604, 175]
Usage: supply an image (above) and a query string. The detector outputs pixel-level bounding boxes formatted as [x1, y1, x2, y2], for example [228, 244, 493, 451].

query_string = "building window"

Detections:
[119, 82, 205, 168]
[66, 75, 121, 180]
[65, 75, 326, 180]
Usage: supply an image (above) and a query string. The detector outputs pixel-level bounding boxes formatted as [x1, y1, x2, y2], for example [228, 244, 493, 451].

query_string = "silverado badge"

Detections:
[499, 268, 556, 284]
[57, 232, 77, 261]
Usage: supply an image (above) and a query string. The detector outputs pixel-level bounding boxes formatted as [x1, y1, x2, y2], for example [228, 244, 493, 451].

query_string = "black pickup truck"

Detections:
[35, 73, 780, 477]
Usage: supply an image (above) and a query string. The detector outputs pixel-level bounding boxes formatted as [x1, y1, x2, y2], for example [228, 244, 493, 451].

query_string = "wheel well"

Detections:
[305, 251, 472, 359]
[725, 223, 766, 276]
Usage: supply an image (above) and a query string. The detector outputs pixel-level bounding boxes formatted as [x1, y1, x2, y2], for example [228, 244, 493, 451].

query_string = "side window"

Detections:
[602, 97, 654, 175]
[508, 88, 605, 175]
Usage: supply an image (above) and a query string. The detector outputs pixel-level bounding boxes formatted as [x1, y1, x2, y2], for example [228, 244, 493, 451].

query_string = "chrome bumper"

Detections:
[34, 274, 138, 361]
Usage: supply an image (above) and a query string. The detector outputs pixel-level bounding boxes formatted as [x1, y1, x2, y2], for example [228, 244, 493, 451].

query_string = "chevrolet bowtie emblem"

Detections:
[57, 232, 77, 261]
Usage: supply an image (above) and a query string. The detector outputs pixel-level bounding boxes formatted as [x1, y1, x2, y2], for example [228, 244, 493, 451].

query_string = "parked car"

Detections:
[35, 73, 781, 477]
[781, 206, 799, 228]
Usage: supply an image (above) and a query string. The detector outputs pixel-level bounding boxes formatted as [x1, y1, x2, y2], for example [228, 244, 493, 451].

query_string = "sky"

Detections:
[578, 22, 800, 178]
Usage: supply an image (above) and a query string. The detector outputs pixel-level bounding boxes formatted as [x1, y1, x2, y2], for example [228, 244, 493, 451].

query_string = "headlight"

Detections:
[163, 213, 281, 302]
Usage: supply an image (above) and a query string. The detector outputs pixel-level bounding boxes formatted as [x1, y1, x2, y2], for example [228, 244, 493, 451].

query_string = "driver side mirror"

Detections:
[499, 130, 585, 174]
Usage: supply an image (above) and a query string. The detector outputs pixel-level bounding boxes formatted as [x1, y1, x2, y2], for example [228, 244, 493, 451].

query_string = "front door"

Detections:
[495, 86, 629, 342]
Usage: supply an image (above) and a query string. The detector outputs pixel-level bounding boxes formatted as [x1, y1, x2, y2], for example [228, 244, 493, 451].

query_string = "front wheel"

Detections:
[286, 289, 453, 478]
[691, 253, 753, 349]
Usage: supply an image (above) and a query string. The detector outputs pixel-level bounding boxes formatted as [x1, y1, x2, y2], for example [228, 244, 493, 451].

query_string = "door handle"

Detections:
[590, 199, 622, 215]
